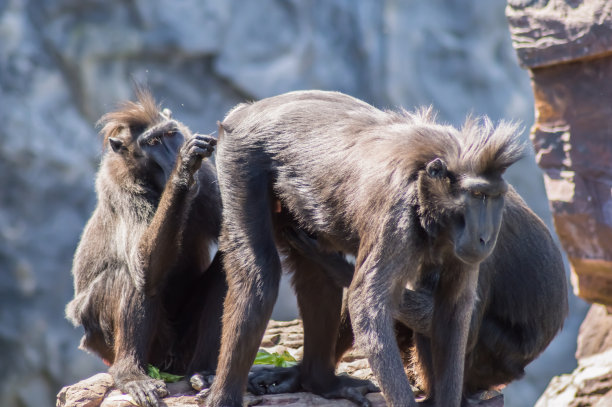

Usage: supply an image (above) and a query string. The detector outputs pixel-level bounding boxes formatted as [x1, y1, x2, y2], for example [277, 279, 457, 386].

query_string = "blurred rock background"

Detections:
[0, 0, 588, 406]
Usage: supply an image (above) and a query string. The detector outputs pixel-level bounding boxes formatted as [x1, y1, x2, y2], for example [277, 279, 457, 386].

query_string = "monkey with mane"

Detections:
[66, 87, 225, 407]
[206, 90, 544, 407]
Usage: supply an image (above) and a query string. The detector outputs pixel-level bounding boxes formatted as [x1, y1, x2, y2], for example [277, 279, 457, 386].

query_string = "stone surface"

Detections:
[56, 373, 114, 407]
[57, 320, 503, 407]
[535, 348, 612, 407]
[1, 1, 586, 407]
[576, 304, 612, 360]
[506, 0, 612, 68]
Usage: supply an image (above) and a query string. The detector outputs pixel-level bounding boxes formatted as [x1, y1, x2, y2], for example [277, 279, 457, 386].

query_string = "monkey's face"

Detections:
[107, 120, 187, 192]
[137, 120, 187, 187]
[418, 158, 507, 265]
[452, 175, 507, 265]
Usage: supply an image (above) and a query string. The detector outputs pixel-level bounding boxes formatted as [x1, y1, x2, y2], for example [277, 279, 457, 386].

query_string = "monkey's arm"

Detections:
[284, 226, 433, 334]
[137, 134, 216, 296]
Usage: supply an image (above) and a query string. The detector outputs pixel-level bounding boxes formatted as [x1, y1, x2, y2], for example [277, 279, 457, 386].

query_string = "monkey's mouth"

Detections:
[455, 245, 493, 265]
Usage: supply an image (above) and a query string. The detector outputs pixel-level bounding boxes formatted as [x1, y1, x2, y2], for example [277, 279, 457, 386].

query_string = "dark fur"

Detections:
[282, 183, 568, 397]
[66, 88, 225, 407]
[208, 90, 531, 407]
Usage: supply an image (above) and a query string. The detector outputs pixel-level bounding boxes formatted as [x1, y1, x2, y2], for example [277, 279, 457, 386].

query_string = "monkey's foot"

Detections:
[122, 378, 168, 407]
[195, 387, 211, 403]
[248, 365, 379, 407]
[314, 374, 380, 407]
[247, 365, 300, 395]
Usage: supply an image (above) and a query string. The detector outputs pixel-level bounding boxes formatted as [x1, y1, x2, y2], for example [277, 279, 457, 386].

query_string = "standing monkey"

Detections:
[207, 90, 525, 407]
[66, 87, 225, 407]
[273, 181, 568, 401]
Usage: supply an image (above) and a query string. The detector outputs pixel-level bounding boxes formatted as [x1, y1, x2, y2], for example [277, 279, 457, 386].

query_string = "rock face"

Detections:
[506, 0, 612, 69]
[507, 0, 612, 306]
[1, 1, 585, 407]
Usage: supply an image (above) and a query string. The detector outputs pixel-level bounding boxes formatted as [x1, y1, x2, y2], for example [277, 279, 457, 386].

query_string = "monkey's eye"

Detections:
[471, 191, 486, 199]
[165, 131, 176, 138]
[147, 137, 162, 146]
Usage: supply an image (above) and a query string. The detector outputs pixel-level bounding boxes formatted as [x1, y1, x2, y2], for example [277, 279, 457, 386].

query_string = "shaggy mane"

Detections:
[458, 116, 525, 175]
[97, 86, 162, 145]
[379, 109, 525, 181]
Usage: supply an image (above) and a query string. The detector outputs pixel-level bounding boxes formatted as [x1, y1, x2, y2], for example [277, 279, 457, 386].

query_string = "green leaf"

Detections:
[147, 364, 162, 380]
[147, 364, 184, 383]
[253, 349, 298, 368]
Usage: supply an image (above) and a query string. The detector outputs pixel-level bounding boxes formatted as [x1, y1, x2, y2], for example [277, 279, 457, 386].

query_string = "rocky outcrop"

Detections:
[506, 2, 612, 405]
[535, 304, 612, 406]
[57, 321, 503, 407]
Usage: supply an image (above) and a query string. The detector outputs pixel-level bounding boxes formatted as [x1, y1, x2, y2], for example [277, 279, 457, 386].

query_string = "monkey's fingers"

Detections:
[193, 133, 217, 144]
[195, 387, 211, 403]
[190, 372, 216, 391]
[193, 133, 217, 152]
[184, 140, 215, 171]
[124, 380, 166, 407]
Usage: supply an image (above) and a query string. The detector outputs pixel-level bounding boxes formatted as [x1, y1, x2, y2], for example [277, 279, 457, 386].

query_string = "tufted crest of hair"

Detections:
[97, 86, 163, 146]
[457, 116, 525, 176]
[388, 110, 525, 179]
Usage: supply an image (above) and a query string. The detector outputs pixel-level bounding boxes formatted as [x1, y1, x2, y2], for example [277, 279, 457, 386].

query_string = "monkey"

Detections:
[65, 87, 226, 407]
[260, 184, 568, 402]
[206, 90, 528, 407]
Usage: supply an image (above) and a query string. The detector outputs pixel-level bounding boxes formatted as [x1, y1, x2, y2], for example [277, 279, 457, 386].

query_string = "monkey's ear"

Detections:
[161, 108, 172, 119]
[426, 158, 447, 179]
[108, 137, 123, 153]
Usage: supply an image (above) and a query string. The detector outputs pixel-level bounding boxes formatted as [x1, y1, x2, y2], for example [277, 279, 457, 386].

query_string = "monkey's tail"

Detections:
[217, 121, 227, 142]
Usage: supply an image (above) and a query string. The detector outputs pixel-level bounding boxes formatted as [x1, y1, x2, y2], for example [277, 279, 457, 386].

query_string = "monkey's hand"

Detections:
[247, 365, 301, 395]
[175, 133, 216, 188]
[120, 378, 168, 407]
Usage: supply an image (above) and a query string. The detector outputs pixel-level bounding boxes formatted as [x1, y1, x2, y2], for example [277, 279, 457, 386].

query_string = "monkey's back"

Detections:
[218, 90, 457, 249]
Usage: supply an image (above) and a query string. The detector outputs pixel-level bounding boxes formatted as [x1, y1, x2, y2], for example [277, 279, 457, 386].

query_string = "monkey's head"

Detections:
[416, 117, 525, 265]
[98, 87, 192, 193]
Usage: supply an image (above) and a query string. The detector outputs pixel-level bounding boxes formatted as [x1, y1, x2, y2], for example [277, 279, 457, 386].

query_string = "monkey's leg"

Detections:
[427, 265, 479, 407]
[296, 251, 379, 405]
[206, 172, 282, 407]
[247, 249, 377, 404]
[180, 253, 227, 386]
[109, 290, 168, 407]
[334, 294, 355, 363]
[348, 249, 417, 407]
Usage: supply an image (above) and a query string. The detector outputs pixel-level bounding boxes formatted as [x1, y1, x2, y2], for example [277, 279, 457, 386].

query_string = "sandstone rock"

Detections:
[507, 0, 612, 306]
[56, 373, 114, 407]
[576, 303, 612, 359]
[535, 348, 612, 407]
